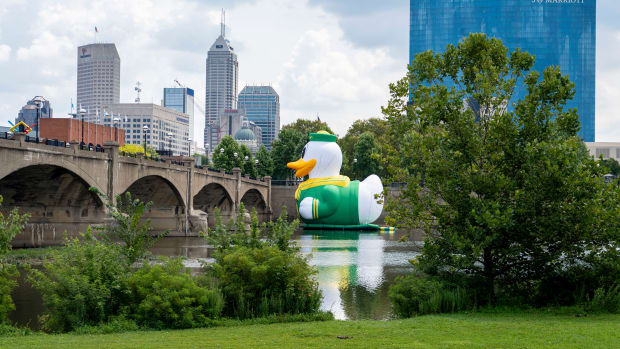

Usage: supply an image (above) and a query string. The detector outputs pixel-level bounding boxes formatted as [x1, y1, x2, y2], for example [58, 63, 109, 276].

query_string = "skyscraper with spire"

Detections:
[204, 10, 238, 152]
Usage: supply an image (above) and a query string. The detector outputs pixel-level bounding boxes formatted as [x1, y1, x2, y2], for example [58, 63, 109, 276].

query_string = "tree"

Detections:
[239, 145, 258, 178]
[339, 118, 388, 178]
[383, 33, 620, 305]
[119, 143, 160, 159]
[212, 136, 243, 172]
[271, 129, 306, 180]
[193, 153, 209, 167]
[90, 188, 167, 264]
[280, 119, 334, 142]
[0, 196, 30, 255]
[0, 195, 29, 324]
[256, 145, 274, 178]
[351, 132, 382, 180]
[599, 158, 620, 176]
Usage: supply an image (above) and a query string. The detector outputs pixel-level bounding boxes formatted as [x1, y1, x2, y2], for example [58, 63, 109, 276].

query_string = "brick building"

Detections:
[40, 118, 125, 146]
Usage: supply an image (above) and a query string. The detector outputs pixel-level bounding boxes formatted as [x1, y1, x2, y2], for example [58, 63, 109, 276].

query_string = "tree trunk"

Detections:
[483, 247, 496, 305]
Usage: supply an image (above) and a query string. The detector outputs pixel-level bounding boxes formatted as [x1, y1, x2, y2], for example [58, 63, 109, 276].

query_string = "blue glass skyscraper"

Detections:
[410, 0, 596, 141]
[238, 86, 280, 150]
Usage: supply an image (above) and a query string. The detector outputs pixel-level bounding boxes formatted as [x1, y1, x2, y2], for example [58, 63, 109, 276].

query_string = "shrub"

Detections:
[586, 285, 620, 314]
[0, 262, 18, 324]
[127, 258, 223, 329]
[0, 195, 31, 255]
[204, 204, 319, 319]
[206, 204, 298, 253]
[72, 316, 140, 334]
[389, 274, 476, 317]
[208, 246, 321, 319]
[0, 195, 29, 325]
[90, 188, 167, 264]
[28, 229, 130, 332]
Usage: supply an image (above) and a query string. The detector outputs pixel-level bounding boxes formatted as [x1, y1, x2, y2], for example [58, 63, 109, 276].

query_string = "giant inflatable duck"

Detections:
[287, 131, 384, 228]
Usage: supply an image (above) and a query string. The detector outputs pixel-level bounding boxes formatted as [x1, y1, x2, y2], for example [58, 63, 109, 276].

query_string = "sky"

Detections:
[0, 0, 618, 144]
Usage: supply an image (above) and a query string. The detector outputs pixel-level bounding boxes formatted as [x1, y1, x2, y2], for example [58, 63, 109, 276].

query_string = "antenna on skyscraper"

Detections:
[221, 9, 225, 37]
[134, 81, 142, 103]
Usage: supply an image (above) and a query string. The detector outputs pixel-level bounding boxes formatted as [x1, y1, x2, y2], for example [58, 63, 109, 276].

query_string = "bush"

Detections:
[90, 188, 167, 264]
[0, 322, 32, 336]
[204, 205, 319, 319]
[28, 229, 130, 332]
[0, 262, 18, 324]
[586, 285, 620, 314]
[72, 317, 140, 334]
[389, 274, 475, 317]
[208, 246, 321, 319]
[127, 258, 224, 329]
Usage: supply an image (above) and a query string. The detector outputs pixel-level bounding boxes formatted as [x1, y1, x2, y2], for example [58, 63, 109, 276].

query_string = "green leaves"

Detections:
[90, 188, 166, 264]
[0, 195, 30, 255]
[383, 33, 620, 306]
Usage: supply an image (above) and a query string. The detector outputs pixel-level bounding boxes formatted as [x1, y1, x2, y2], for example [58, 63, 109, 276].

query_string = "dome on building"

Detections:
[234, 127, 256, 141]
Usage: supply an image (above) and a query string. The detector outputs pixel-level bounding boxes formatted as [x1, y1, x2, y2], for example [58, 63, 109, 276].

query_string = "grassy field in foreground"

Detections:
[3, 312, 618, 349]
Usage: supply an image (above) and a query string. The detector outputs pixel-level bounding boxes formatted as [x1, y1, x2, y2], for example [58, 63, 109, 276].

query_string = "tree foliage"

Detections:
[0, 195, 30, 255]
[90, 188, 167, 264]
[127, 258, 223, 329]
[256, 145, 274, 178]
[350, 132, 382, 180]
[339, 118, 388, 178]
[119, 144, 160, 159]
[212, 136, 243, 172]
[383, 33, 620, 305]
[0, 195, 29, 324]
[239, 145, 258, 178]
[28, 229, 130, 332]
[280, 119, 334, 141]
[599, 158, 620, 176]
[271, 129, 306, 180]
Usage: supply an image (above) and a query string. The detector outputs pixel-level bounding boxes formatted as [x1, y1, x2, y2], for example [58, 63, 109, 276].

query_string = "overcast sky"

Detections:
[0, 0, 618, 143]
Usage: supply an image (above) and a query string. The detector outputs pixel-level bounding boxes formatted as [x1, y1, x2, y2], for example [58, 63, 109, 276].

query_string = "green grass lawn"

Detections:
[3, 312, 618, 349]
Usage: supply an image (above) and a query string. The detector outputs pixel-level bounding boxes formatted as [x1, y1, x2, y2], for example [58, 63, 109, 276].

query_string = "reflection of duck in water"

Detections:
[287, 131, 383, 227]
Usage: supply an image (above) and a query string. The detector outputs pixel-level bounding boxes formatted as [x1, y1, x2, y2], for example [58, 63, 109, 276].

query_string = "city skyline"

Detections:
[0, 0, 619, 142]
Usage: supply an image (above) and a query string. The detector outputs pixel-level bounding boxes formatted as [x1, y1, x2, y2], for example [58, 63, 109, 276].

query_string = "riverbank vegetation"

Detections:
[3, 311, 619, 348]
[383, 33, 619, 316]
[0, 187, 325, 334]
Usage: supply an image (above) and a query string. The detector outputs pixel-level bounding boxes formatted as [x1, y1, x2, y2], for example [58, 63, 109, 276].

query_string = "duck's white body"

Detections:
[294, 138, 383, 224]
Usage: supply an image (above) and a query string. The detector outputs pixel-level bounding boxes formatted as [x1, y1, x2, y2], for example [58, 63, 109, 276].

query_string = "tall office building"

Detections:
[16, 96, 53, 133]
[238, 85, 280, 150]
[164, 87, 195, 145]
[107, 103, 190, 156]
[410, 0, 596, 141]
[76, 43, 121, 123]
[205, 26, 238, 152]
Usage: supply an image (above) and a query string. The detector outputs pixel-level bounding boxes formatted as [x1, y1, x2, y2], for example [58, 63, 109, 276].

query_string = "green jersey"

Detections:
[296, 178, 360, 226]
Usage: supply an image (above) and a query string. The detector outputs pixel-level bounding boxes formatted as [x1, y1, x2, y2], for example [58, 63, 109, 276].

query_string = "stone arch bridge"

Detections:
[0, 135, 271, 247]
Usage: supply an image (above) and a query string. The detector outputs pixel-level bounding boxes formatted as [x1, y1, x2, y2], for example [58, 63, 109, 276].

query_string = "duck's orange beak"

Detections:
[287, 158, 317, 177]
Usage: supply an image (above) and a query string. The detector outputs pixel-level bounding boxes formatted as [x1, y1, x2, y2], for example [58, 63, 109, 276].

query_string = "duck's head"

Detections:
[287, 131, 342, 178]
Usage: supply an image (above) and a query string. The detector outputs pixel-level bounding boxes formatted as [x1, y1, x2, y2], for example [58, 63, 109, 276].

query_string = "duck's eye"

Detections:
[301, 146, 306, 158]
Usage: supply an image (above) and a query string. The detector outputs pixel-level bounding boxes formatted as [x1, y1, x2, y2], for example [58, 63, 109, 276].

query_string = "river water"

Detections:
[150, 229, 422, 320]
[11, 229, 421, 327]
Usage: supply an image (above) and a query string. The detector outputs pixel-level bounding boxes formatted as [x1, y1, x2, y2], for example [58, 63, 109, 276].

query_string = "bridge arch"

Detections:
[0, 164, 106, 247]
[193, 183, 235, 227]
[240, 188, 268, 222]
[121, 175, 186, 234]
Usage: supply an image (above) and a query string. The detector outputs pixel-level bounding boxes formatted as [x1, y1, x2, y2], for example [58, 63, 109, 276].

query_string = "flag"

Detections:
[95, 26, 98, 33]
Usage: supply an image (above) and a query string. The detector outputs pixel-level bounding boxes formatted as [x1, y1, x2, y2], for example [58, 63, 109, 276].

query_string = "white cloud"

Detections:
[0, 0, 408, 145]
[595, 28, 620, 141]
[0, 44, 10, 61]
[276, 27, 402, 134]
